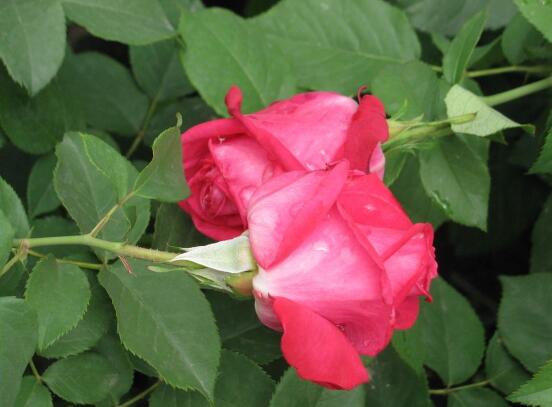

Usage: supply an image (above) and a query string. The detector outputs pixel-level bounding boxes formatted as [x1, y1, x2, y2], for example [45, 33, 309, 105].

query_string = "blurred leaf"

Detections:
[27, 154, 60, 218]
[130, 39, 193, 102]
[445, 85, 528, 137]
[159, 0, 204, 27]
[134, 121, 189, 202]
[98, 259, 220, 401]
[14, 376, 52, 407]
[149, 384, 208, 406]
[153, 204, 211, 251]
[207, 292, 281, 365]
[94, 334, 134, 404]
[486, 332, 530, 395]
[0, 297, 38, 407]
[514, 0, 552, 43]
[365, 346, 430, 407]
[213, 351, 275, 407]
[25, 256, 91, 350]
[419, 135, 489, 230]
[531, 193, 552, 273]
[498, 274, 552, 372]
[372, 61, 449, 120]
[40, 271, 112, 358]
[62, 0, 175, 45]
[448, 388, 509, 407]
[391, 155, 448, 229]
[509, 360, 552, 406]
[401, 0, 515, 35]
[502, 13, 544, 64]
[270, 368, 365, 407]
[63, 52, 148, 135]
[0, 210, 14, 268]
[418, 278, 485, 385]
[0, 0, 65, 95]
[254, 0, 420, 95]
[181, 7, 296, 115]
[443, 10, 487, 84]
[0, 63, 85, 155]
[0, 176, 29, 237]
[42, 352, 119, 404]
[530, 129, 552, 174]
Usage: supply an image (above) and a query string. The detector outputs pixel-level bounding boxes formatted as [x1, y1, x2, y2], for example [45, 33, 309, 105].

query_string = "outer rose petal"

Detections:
[226, 85, 358, 170]
[344, 94, 388, 172]
[394, 296, 420, 330]
[273, 297, 369, 390]
[369, 143, 385, 180]
[248, 162, 349, 268]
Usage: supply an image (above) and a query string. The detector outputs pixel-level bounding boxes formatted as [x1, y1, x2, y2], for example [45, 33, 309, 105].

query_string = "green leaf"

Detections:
[25, 256, 91, 350]
[445, 85, 528, 137]
[14, 376, 52, 407]
[42, 352, 119, 404]
[448, 388, 509, 407]
[0, 210, 14, 268]
[133, 121, 189, 202]
[254, 0, 420, 95]
[98, 259, 220, 400]
[130, 39, 193, 102]
[514, 0, 552, 43]
[214, 351, 275, 407]
[94, 334, 134, 404]
[392, 319, 425, 373]
[160, 0, 205, 27]
[153, 204, 211, 251]
[150, 384, 208, 406]
[418, 278, 485, 385]
[0, 176, 29, 237]
[419, 135, 490, 230]
[27, 154, 60, 218]
[62, 52, 148, 135]
[498, 273, 552, 372]
[144, 97, 216, 146]
[365, 346, 430, 407]
[443, 10, 487, 84]
[371, 61, 449, 121]
[181, 7, 296, 116]
[270, 368, 365, 407]
[0, 262, 28, 297]
[0, 297, 38, 407]
[0, 61, 85, 155]
[502, 13, 544, 64]
[54, 132, 150, 260]
[530, 129, 552, 174]
[531, 193, 552, 273]
[40, 271, 112, 358]
[391, 156, 448, 229]
[0, 0, 65, 95]
[485, 332, 530, 395]
[509, 360, 552, 406]
[62, 0, 175, 45]
[207, 292, 281, 365]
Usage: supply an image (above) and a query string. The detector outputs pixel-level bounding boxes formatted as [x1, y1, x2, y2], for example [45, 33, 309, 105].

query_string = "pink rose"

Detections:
[179, 86, 388, 240]
[248, 161, 437, 390]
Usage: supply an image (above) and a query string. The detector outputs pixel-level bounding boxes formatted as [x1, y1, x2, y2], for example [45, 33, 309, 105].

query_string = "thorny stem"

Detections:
[117, 380, 161, 407]
[429, 379, 492, 395]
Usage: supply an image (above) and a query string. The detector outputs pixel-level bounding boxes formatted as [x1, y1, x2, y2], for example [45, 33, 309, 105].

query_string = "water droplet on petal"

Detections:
[218, 136, 226, 143]
[305, 163, 316, 170]
[364, 203, 376, 212]
[313, 241, 329, 252]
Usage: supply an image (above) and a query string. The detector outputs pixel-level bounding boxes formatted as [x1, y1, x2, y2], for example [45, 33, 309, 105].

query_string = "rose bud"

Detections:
[179, 86, 388, 240]
[247, 161, 437, 390]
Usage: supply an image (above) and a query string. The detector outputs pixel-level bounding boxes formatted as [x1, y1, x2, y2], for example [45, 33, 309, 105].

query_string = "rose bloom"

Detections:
[179, 86, 387, 240]
[248, 161, 437, 390]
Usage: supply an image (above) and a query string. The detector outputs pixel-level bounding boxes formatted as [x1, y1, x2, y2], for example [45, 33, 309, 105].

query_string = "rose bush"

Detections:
[179, 86, 387, 240]
[247, 161, 437, 389]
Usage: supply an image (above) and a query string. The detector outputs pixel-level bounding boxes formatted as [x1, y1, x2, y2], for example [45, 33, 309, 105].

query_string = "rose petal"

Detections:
[344, 94, 388, 172]
[248, 161, 349, 268]
[273, 297, 369, 390]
